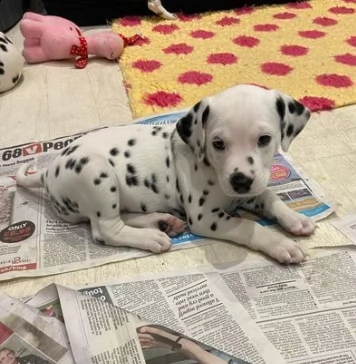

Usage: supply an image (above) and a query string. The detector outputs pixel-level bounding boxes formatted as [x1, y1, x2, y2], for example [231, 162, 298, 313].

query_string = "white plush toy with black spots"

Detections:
[0, 32, 23, 93]
[17, 84, 315, 263]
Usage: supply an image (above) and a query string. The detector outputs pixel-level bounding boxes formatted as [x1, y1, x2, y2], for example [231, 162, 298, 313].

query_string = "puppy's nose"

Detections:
[230, 172, 253, 193]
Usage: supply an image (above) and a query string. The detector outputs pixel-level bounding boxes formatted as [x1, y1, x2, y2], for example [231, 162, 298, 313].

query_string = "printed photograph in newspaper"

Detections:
[136, 324, 250, 364]
[0, 321, 55, 364]
[0, 313, 67, 363]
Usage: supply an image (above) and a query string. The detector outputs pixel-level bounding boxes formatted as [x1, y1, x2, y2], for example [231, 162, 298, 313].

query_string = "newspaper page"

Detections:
[0, 292, 74, 364]
[26, 248, 356, 364]
[55, 285, 254, 364]
[0, 109, 338, 281]
[331, 214, 356, 245]
[27, 279, 287, 363]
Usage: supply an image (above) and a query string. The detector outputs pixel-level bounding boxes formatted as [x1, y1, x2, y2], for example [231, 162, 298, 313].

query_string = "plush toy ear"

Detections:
[273, 90, 311, 152]
[176, 98, 211, 161]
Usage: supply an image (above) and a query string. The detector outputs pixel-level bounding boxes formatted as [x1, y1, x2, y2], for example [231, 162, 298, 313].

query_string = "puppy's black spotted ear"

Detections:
[176, 98, 211, 161]
[273, 90, 311, 152]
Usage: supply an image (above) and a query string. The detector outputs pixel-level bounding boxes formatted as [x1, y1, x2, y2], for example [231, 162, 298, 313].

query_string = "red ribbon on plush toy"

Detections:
[70, 33, 143, 69]
[70, 36, 89, 69]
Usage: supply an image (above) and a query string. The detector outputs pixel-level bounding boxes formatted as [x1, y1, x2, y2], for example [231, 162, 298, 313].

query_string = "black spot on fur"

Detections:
[208, 180, 215, 186]
[211, 208, 220, 213]
[144, 178, 150, 188]
[164, 193, 170, 199]
[151, 173, 157, 183]
[198, 214, 203, 221]
[46, 170, 49, 178]
[80, 157, 89, 165]
[127, 139, 136, 146]
[199, 197, 205, 206]
[247, 157, 254, 165]
[110, 186, 116, 192]
[55, 166, 60, 177]
[0, 62, 4, 75]
[0, 44, 8, 52]
[166, 157, 170, 168]
[12, 74, 20, 84]
[188, 195, 192, 203]
[226, 215, 231, 220]
[108, 159, 115, 167]
[176, 113, 193, 142]
[202, 106, 210, 128]
[127, 164, 136, 174]
[260, 203, 265, 210]
[94, 178, 101, 185]
[66, 159, 76, 170]
[286, 124, 294, 137]
[112, 203, 117, 209]
[218, 212, 224, 218]
[151, 183, 159, 194]
[203, 189, 209, 196]
[210, 222, 217, 231]
[124, 151, 131, 158]
[40, 174, 44, 184]
[152, 130, 157, 136]
[176, 179, 180, 193]
[162, 132, 169, 139]
[276, 97, 285, 121]
[188, 217, 193, 225]
[0, 37, 9, 44]
[180, 194, 184, 203]
[61, 147, 70, 156]
[158, 221, 168, 232]
[110, 147, 119, 156]
[75, 164, 82, 174]
[166, 175, 170, 183]
[193, 101, 201, 113]
[66, 145, 79, 156]
[100, 172, 108, 178]
[126, 175, 139, 187]
[288, 100, 305, 116]
[97, 211, 101, 217]
[246, 198, 255, 204]
[194, 163, 198, 172]
[141, 203, 147, 212]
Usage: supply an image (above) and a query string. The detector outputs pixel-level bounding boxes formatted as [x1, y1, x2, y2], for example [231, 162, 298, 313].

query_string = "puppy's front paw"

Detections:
[266, 238, 307, 264]
[145, 229, 172, 253]
[277, 211, 316, 236]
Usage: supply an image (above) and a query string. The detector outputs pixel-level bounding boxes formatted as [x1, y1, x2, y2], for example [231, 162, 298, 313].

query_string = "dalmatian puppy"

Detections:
[16, 84, 314, 264]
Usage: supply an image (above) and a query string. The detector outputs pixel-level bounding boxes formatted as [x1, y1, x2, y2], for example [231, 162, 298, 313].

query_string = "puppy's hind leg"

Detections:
[83, 157, 172, 253]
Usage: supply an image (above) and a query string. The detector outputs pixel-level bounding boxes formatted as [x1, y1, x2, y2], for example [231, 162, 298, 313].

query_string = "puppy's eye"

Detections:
[258, 135, 271, 147]
[212, 139, 225, 151]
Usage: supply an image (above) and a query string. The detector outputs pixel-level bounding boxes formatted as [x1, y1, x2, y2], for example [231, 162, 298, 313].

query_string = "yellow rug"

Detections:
[113, 0, 356, 118]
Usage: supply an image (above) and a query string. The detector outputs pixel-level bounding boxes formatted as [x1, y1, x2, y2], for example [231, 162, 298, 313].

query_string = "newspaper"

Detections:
[331, 214, 356, 245]
[0, 109, 338, 281]
[27, 281, 285, 364]
[25, 248, 356, 364]
[0, 292, 74, 364]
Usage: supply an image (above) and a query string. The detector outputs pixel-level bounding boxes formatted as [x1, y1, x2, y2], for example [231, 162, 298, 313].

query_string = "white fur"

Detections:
[16, 84, 315, 263]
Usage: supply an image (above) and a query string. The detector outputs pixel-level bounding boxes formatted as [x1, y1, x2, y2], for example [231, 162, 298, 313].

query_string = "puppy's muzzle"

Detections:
[230, 172, 253, 193]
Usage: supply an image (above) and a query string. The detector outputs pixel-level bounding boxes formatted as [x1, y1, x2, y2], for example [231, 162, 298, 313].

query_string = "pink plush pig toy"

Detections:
[20, 12, 141, 69]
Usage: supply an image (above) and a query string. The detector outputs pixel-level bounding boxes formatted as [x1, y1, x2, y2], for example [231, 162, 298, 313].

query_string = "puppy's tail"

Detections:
[16, 163, 44, 188]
